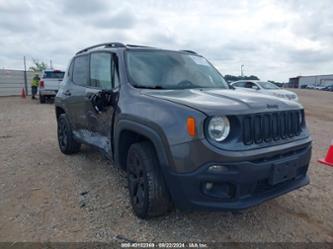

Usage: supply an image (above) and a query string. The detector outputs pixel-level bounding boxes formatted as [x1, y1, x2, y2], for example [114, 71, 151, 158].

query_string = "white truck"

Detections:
[39, 69, 65, 103]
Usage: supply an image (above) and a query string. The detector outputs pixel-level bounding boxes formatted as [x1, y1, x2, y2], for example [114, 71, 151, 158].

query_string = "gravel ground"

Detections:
[0, 89, 332, 242]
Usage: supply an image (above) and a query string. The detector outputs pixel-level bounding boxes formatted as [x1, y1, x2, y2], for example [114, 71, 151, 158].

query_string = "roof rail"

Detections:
[76, 42, 126, 55]
[126, 44, 153, 48]
[180, 50, 198, 55]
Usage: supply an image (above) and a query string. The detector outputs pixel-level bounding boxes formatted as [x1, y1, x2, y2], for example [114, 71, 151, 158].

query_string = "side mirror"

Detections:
[252, 85, 259, 90]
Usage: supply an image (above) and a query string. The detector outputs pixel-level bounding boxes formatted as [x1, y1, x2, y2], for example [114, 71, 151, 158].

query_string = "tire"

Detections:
[39, 94, 46, 104]
[57, 113, 81, 154]
[126, 141, 172, 218]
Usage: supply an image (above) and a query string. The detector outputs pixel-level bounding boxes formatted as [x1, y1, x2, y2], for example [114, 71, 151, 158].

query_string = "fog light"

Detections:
[205, 182, 214, 190]
[208, 165, 228, 173]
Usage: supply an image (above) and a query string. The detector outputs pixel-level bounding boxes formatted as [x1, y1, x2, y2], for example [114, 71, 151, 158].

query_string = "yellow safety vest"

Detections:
[31, 77, 39, 87]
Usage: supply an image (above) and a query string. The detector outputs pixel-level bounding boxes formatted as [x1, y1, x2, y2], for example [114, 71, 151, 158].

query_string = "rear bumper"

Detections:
[40, 89, 58, 96]
[164, 141, 311, 211]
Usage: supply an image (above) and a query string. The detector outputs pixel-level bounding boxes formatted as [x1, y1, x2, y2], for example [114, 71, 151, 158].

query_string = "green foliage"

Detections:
[29, 58, 48, 73]
[224, 74, 260, 82]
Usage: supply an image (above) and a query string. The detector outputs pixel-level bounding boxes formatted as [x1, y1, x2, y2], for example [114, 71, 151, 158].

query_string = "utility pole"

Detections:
[241, 64, 244, 78]
[23, 56, 28, 96]
[50, 60, 53, 69]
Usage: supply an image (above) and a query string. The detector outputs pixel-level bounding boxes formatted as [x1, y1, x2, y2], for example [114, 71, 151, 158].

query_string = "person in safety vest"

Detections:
[31, 73, 40, 99]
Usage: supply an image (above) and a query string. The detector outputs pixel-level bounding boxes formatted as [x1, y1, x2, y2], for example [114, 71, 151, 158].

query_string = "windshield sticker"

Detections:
[189, 55, 210, 66]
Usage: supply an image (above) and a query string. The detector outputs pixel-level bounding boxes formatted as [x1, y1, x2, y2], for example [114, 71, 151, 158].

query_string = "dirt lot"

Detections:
[0, 89, 332, 242]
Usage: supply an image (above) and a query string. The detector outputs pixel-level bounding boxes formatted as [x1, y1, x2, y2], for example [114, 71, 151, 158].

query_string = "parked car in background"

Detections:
[39, 69, 65, 103]
[323, 85, 333, 91]
[231, 80, 299, 101]
[313, 85, 326, 90]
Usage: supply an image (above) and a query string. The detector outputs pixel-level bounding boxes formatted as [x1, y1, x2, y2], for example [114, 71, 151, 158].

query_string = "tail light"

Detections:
[39, 80, 44, 88]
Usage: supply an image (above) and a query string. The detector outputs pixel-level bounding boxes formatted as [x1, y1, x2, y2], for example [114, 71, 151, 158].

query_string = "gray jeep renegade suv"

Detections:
[55, 42, 311, 218]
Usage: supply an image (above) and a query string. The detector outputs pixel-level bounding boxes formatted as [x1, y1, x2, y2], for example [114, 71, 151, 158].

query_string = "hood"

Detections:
[143, 88, 303, 115]
[259, 89, 298, 101]
[263, 89, 297, 96]
[275, 89, 296, 94]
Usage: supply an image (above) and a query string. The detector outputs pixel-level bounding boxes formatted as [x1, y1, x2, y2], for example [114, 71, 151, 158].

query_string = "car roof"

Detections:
[232, 80, 261, 84]
[43, 69, 65, 72]
[75, 42, 199, 56]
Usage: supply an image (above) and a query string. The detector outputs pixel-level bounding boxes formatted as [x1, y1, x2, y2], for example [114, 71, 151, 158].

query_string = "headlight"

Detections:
[207, 116, 230, 142]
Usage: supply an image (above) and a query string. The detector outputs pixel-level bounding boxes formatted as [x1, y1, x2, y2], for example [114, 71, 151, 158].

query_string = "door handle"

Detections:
[63, 90, 71, 96]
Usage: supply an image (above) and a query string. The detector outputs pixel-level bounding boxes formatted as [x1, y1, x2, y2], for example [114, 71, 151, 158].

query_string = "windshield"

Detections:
[43, 71, 65, 79]
[257, 81, 280, 90]
[126, 50, 228, 89]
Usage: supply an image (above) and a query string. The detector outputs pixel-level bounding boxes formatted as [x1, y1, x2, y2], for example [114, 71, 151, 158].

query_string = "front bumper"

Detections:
[164, 140, 311, 211]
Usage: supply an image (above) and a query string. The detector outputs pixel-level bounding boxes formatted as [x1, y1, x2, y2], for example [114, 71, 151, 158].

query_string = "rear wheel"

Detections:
[39, 94, 46, 104]
[126, 141, 172, 219]
[57, 114, 80, 154]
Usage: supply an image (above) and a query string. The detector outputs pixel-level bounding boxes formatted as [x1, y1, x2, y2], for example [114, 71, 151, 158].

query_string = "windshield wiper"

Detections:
[132, 84, 166, 89]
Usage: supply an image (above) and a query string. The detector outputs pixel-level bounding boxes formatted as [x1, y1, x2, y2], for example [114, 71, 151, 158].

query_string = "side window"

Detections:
[73, 55, 89, 86]
[234, 82, 245, 87]
[253, 83, 260, 89]
[90, 53, 112, 90]
[68, 61, 74, 79]
[244, 82, 255, 88]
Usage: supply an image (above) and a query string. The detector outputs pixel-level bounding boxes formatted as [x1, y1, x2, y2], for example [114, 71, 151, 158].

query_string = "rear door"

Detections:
[64, 54, 90, 132]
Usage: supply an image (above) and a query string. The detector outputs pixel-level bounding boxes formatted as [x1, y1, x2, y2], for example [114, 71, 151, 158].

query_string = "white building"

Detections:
[289, 74, 333, 88]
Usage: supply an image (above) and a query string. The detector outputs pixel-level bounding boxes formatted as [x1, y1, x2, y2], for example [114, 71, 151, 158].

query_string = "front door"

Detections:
[83, 52, 119, 156]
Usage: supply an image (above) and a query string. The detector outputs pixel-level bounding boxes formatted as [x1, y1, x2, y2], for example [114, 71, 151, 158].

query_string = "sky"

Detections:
[0, 0, 332, 82]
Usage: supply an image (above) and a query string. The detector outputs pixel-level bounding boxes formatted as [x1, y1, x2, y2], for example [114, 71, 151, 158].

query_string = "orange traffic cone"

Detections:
[318, 140, 333, 167]
[20, 88, 26, 98]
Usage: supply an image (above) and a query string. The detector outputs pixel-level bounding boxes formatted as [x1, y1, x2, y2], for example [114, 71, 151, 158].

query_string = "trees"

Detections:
[29, 59, 47, 73]
[245, 75, 260, 80]
[224, 74, 260, 82]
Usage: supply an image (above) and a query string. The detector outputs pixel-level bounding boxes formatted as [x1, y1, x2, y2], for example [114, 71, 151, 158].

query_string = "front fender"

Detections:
[114, 116, 174, 171]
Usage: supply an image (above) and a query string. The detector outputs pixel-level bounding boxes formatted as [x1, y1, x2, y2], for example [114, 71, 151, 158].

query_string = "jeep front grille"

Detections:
[242, 110, 304, 145]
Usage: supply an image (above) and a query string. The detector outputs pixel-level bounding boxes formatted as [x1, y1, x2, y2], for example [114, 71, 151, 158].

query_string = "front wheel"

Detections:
[57, 114, 81, 154]
[127, 141, 172, 218]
